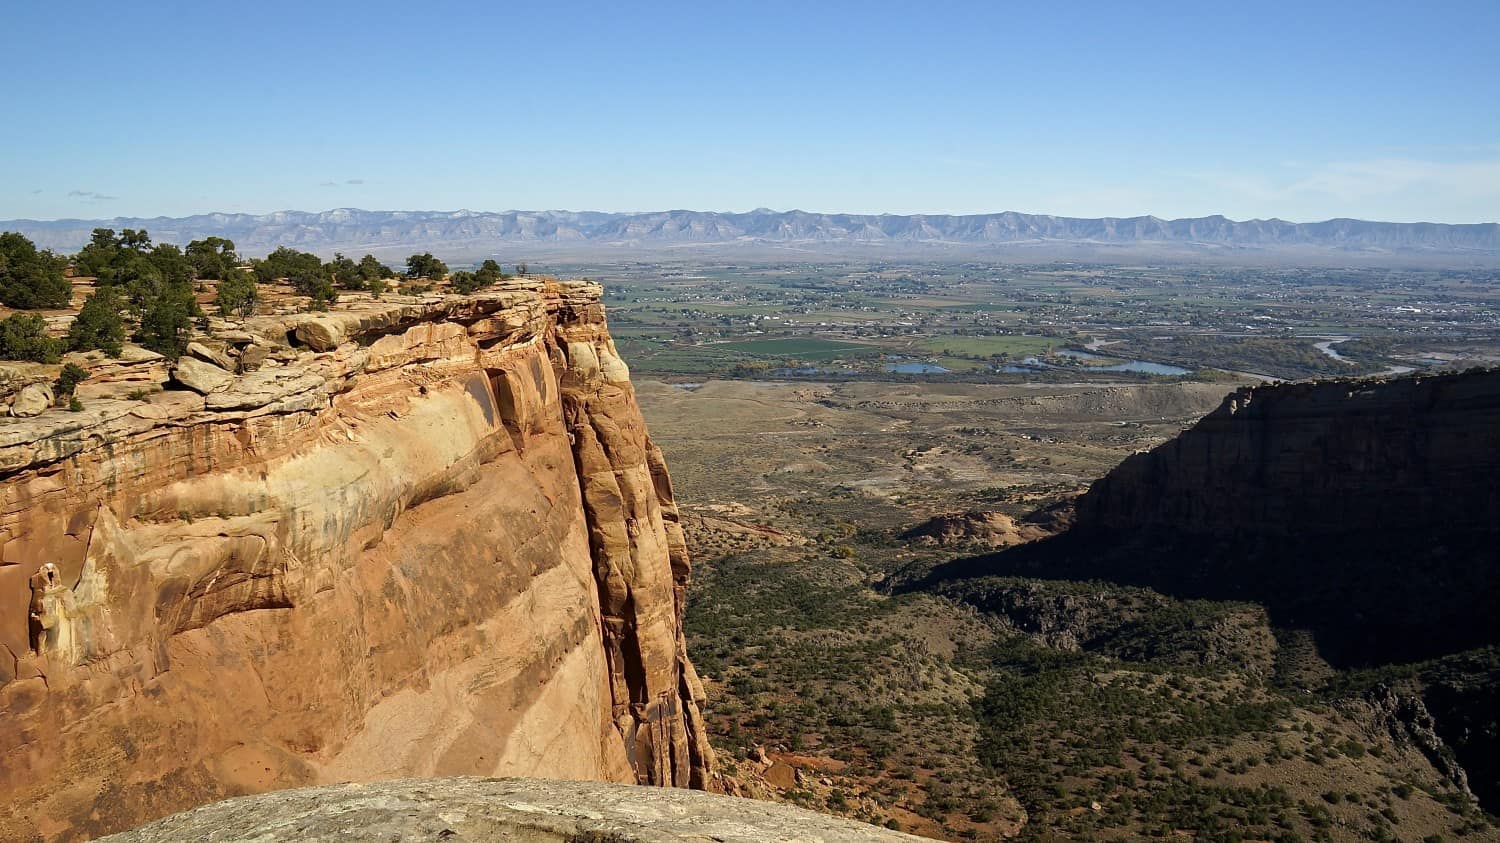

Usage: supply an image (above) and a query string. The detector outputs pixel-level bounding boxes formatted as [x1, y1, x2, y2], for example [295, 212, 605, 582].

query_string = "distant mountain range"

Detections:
[5, 208, 1499, 262]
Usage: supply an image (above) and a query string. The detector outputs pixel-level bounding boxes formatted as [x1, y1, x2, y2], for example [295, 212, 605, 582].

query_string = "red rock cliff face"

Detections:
[0, 280, 713, 842]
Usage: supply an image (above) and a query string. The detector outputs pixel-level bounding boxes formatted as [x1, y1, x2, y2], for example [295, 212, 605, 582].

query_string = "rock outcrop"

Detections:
[917, 370, 1500, 666]
[913, 370, 1500, 669]
[96, 777, 924, 842]
[902, 503, 1074, 549]
[0, 280, 713, 842]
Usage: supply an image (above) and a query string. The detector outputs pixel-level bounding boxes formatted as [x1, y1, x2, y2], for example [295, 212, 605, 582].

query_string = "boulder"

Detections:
[204, 369, 326, 412]
[293, 317, 346, 352]
[118, 345, 165, 363]
[185, 341, 236, 371]
[171, 356, 234, 395]
[10, 383, 54, 417]
[239, 343, 271, 372]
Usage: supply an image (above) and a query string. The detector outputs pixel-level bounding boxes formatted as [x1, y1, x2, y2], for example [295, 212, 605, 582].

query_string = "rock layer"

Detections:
[0, 281, 713, 842]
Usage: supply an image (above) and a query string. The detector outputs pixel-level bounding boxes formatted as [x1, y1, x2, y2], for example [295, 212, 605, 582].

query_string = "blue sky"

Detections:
[3, 0, 1497, 223]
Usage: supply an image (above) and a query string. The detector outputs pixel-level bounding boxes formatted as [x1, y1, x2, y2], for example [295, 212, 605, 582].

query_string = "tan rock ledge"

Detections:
[97, 777, 924, 842]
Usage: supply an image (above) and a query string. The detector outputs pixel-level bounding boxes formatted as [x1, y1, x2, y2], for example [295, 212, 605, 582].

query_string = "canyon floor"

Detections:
[638, 377, 1500, 843]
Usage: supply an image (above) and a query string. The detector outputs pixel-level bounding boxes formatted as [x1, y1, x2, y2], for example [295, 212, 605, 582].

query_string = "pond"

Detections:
[1054, 348, 1190, 376]
[884, 362, 951, 374]
[1095, 360, 1191, 375]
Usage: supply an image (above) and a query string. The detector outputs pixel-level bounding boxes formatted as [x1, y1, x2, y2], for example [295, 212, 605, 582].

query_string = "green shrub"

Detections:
[55, 362, 89, 397]
[0, 313, 63, 361]
[134, 283, 198, 359]
[0, 231, 71, 309]
[215, 270, 260, 317]
[68, 286, 126, 356]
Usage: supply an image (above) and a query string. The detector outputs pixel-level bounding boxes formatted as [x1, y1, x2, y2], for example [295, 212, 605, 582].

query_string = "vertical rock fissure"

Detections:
[553, 317, 714, 790]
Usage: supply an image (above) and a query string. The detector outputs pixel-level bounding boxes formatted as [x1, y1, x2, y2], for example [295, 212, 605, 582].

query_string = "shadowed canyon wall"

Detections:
[0, 281, 712, 841]
[923, 370, 1500, 667]
[1066, 369, 1500, 664]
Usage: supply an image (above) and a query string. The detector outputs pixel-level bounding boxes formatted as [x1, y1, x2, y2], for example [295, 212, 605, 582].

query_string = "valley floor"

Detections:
[638, 377, 1500, 843]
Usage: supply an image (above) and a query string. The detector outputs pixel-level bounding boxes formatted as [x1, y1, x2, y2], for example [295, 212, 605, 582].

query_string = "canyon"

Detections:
[0, 280, 713, 841]
[906, 368, 1500, 820]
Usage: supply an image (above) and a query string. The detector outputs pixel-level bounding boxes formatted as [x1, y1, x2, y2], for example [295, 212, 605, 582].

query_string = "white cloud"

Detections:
[1191, 158, 1500, 223]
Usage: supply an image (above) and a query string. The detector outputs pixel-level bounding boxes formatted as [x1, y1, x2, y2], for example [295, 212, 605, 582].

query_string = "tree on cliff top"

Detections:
[185, 237, 239, 281]
[0, 232, 72, 310]
[70, 230, 195, 320]
[134, 280, 199, 359]
[252, 246, 324, 285]
[358, 254, 394, 282]
[327, 253, 364, 290]
[214, 270, 259, 318]
[405, 252, 447, 282]
[68, 286, 127, 357]
[477, 259, 505, 284]
[0, 313, 63, 362]
[291, 270, 337, 310]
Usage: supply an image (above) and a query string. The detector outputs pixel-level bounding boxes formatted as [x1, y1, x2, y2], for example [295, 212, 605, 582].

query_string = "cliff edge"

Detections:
[0, 280, 713, 841]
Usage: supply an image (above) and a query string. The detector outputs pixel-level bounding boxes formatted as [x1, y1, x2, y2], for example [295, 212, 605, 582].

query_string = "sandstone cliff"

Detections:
[899, 369, 1500, 813]
[0, 280, 713, 841]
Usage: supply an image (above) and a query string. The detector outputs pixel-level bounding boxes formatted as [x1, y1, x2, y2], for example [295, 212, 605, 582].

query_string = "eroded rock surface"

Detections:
[0, 281, 713, 842]
[97, 777, 923, 842]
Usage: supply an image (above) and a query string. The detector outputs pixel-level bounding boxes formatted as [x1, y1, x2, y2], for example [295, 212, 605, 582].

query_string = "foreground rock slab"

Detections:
[97, 777, 924, 842]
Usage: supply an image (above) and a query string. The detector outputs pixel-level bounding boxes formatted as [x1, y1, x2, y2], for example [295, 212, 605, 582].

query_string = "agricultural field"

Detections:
[547, 259, 1500, 383]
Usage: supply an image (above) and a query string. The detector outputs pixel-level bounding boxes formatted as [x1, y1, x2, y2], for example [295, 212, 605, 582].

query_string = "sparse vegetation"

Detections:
[54, 362, 89, 398]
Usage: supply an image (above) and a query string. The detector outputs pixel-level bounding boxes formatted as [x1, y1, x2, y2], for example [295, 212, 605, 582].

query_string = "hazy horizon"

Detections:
[5, 205, 1498, 228]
